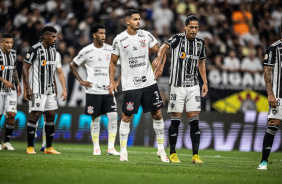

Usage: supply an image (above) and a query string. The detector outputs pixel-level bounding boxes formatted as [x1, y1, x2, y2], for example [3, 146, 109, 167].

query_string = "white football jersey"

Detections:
[73, 43, 112, 94]
[112, 29, 158, 91]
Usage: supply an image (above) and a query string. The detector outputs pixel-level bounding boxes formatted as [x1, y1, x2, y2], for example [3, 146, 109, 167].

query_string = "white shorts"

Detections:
[29, 93, 58, 112]
[0, 90, 17, 117]
[268, 98, 282, 120]
[167, 85, 201, 113]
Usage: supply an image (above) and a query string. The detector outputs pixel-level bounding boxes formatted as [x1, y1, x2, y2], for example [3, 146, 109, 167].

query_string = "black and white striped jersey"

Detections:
[264, 40, 282, 98]
[0, 48, 17, 92]
[165, 33, 206, 87]
[24, 42, 57, 94]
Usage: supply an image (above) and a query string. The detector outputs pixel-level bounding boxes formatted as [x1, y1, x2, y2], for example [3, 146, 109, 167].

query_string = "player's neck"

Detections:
[126, 27, 138, 35]
[41, 41, 49, 48]
[93, 42, 103, 48]
[1, 48, 9, 54]
[185, 33, 195, 41]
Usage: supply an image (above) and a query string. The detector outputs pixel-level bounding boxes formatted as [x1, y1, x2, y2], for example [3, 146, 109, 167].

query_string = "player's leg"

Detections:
[90, 116, 101, 155]
[43, 93, 60, 154]
[186, 85, 203, 164]
[27, 111, 41, 154]
[0, 94, 5, 149]
[258, 118, 280, 170]
[3, 112, 16, 150]
[143, 84, 168, 162]
[40, 114, 46, 151]
[103, 95, 119, 155]
[167, 86, 186, 162]
[120, 89, 141, 161]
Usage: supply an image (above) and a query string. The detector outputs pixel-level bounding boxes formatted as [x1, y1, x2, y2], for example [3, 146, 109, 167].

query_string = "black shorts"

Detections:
[122, 83, 164, 114]
[85, 94, 117, 116]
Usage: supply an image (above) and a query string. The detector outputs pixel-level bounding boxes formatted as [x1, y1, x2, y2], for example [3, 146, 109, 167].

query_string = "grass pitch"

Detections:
[0, 142, 281, 184]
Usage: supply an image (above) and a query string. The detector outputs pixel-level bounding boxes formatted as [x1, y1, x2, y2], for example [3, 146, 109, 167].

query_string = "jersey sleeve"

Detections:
[73, 48, 87, 66]
[55, 52, 62, 68]
[165, 35, 180, 49]
[24, 47, 37, 64]
[148, 32, 158, 48]
[264, 46, 275, 66]
[199, 40, 206, 60]
[112, 37, 120, 56]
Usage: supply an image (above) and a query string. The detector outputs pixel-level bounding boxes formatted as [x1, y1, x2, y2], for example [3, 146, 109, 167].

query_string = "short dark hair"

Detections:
[185, 14, 199, 25]
[91, 25, 106, 34]
[2, 33, 13, 39]
[41, 26, 57, 35]
[124, 9, 139, 19]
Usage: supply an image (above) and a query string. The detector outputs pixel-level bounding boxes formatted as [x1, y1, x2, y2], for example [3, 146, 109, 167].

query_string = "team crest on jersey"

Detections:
[105, 53, 110, 61]
[139, 40, 146, 48]
[36, 103, 40, 107]
[126, 102, 134, 111]
[272, 109, 277, 115]
[87, 106, 94, 114]
[0, 65, 4, 71]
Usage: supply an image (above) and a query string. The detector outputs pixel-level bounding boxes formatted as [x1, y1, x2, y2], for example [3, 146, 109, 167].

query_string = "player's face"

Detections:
[1, 38, 13, 53]
[127, 14, 140, 31]
[44, 32, 57, 46]
[93, 28, 106, 44]
[185, 21, 199, 40]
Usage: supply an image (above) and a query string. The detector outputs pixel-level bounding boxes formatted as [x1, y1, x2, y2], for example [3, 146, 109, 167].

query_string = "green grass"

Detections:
[0, 142, 281, 184]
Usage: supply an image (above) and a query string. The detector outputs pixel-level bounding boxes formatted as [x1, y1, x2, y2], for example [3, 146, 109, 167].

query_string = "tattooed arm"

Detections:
[14, 68, 22, 96]
[264, 65, 276, 108]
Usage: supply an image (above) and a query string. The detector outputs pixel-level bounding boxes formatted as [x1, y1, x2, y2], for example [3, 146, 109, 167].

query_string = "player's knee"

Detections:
[268, 119, 280, 126]
[45, 112, 55, 122]
[30, 112, 42, 122]
[122, 113, 132, 122]
[151, 109, 162, 120]
[7, 112, 16, 120]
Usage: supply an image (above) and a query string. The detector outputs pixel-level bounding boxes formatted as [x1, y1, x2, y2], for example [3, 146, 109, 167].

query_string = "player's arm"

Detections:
[22, 62, 33, 100]
[0, 76, 14, 89]
[114, 66, 121, 91]
[69, 61, 92, 89]
[264, 65, 276, 107]
[56, 67, 67, 101]
[152, 43, 168, 79]
[198, 59, 208, 97]
[108, 54, 119, 96]
[13, 68, 22, 96]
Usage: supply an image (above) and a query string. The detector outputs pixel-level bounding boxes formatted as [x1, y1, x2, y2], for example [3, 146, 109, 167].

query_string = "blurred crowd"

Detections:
[0, 0, 281, 105]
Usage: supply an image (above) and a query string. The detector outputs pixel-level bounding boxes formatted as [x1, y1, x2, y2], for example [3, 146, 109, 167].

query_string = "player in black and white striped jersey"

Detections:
[23, 26, 61, 154]
[258, 25, 282, 170]
[0, 33, 21, 151]
[154, 14, 208, 163]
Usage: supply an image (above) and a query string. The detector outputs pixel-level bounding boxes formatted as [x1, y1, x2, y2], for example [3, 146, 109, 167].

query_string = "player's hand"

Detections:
[152, 57, 161, 70]
[107, 83, 115, 97]
[268, 94, 277, 108]
[3, 80, 15, 90]
[80, 80, 93, 89]
[61, 89, 67, 101]
[26, 88, 34, 101]
[17, 85, 22, 96]
[113, 80, 120, 92]
[201, 83, 208, 97]
[154, 66, 163, 79]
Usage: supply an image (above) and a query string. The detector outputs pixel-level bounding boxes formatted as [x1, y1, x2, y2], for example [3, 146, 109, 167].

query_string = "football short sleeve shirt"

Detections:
[73, 43, 113, 94]
[112, 29, 158, 91]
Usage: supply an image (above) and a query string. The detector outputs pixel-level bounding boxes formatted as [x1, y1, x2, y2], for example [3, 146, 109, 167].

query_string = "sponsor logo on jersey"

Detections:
[139, 39, 146, 48]
[124, 45, 129, 48]
[133, 46, 138, 51]
[272, 109, 277, 115]
[126, 102, 134, 111]
[264, 54, 268, 60]
[87, 106, 94, 114]
[26, 53, 31, 59]
[0, 65, 4, 71]
[133, 76, 146, 85]
[171, 102, 175, 109]
[42, 60, 46, 66]
[138, 34, 145, 37]
[98, 58, 102, 62]
[9, 101, 16, 106]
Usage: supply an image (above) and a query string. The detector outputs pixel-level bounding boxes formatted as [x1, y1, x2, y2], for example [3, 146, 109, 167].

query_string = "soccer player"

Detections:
[0, 33, 22, 150]
[70, 25, 120, 156]
[153, 14, 208, 163]
[108, 9, 169, 162]
[258, 26, 282, 170]
[23, 26, 61, 154]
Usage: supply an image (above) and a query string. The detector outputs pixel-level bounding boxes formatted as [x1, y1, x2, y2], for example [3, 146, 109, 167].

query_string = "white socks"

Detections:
[153, 118, 165, 150]
[107, 112, 118, 150]
[119, 120, 130, 153]
[90, 116, 101, 150]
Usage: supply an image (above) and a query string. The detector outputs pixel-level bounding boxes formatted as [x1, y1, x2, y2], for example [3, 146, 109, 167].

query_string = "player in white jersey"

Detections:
[23, 26, 61, 154]
[70, 25, 120, 156]
[154, 14, 208, 163]
[257, 25, 282, 170]
[108, 9, 169, 162]
[0, 33, 21, 150]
